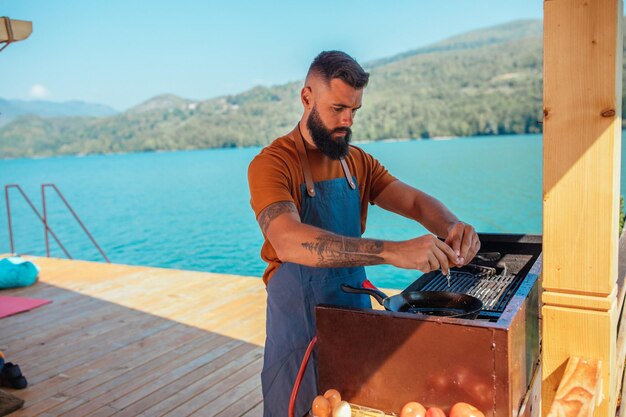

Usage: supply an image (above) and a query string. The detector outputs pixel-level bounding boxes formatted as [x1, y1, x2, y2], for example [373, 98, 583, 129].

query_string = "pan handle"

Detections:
[340, 283, 388, 306]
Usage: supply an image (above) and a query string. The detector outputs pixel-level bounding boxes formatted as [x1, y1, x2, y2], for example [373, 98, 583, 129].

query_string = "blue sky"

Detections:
[2, 0, 543, 110]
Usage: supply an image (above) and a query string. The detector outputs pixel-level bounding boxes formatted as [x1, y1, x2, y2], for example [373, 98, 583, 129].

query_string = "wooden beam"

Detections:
[0, 18, 32, 43]
[542, 0, 623, 416]
[542, 304, 617, 417]
[547, 356, 602, 417]
[543, 0, 623, 296]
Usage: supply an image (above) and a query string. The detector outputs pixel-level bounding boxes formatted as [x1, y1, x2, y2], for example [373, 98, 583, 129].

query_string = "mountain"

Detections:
[0, 99, 118, 127]
[0, 19, 550, 158]
[367, 19, 543, 68]
[127, 94, 196, 114]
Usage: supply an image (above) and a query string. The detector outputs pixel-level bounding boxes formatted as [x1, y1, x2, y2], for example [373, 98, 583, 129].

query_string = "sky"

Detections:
[2, 0, 543, 111]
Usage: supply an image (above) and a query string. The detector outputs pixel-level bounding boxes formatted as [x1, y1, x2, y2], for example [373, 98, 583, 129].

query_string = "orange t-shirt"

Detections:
[247, 126, 397, 285]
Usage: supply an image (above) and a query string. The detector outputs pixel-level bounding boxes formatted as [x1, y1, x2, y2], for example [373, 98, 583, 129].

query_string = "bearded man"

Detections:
[247, 50, 480, 416]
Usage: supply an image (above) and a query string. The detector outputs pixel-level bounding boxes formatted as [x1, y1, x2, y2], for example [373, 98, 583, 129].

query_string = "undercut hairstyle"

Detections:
[308, 50, 369, 89]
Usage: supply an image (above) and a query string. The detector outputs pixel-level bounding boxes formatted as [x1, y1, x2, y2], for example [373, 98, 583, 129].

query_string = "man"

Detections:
[248, 50, 480, 416]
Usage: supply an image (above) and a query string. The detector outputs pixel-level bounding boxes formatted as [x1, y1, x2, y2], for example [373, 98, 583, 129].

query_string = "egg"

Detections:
[332, 400, 351, 417]
[425, 407, 446, 417]
[450, 402, 485, 417]
[311, 395, 331, 417]
[400, 401, 426, 417]
[323, 389, 342, 408]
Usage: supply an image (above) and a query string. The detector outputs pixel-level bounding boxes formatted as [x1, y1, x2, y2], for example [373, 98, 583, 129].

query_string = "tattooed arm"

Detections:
[257, 200, 460, 273]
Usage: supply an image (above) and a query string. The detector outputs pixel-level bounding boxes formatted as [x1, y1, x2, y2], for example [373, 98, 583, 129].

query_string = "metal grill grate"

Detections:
[419, 270, 520, 313]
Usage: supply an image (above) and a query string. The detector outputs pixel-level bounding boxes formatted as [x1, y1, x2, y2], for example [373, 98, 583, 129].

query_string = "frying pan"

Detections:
[341, 279, 483, 319]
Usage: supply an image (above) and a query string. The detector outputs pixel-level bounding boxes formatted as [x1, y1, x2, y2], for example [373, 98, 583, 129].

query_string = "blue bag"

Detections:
[0, 257, 40, 289]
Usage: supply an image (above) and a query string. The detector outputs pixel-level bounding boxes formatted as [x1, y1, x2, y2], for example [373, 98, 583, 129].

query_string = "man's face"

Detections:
[305, 78, 363, 160]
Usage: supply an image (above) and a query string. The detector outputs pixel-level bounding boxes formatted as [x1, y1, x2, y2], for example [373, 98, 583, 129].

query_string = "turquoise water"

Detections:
[0, 133, 617, 289]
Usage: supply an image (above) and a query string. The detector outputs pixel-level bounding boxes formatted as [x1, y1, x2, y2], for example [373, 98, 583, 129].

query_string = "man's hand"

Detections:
[387, 235, 460, 274]
[444, 222, 480, 266]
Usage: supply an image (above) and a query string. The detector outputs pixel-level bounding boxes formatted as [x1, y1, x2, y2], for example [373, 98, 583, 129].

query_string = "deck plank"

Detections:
[213, 383, 263, 417]
[15, 324, 210, 413]
[191, 368, 263, 416]
[241, 401, 264, 417]
[111, 344, 259, 416]
[162, 358, 264, 416]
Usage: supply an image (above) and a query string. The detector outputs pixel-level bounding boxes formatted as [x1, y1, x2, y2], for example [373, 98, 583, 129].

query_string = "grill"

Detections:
[404, 251, 536, 319]
[315, 233, 543, 417]
[416, 270, 518, 313]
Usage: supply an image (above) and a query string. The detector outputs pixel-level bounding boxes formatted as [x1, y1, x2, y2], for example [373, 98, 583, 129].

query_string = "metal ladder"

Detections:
[4, 183, 110, 263]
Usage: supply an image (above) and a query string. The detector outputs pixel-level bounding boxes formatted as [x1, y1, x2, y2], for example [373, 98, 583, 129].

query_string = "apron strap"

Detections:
[294, 127, 316, 197]
[340, 158, 356, 189]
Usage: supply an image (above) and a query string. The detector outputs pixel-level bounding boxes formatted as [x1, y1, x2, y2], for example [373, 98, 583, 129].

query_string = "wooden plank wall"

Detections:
[542, 0, 624, 416]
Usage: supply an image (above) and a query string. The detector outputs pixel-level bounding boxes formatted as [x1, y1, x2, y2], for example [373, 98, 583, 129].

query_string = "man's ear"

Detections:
[300, 86, 313, 109]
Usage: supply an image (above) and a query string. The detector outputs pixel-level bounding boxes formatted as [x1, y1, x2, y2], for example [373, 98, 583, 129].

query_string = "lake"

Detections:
[0, 132, 616, 289]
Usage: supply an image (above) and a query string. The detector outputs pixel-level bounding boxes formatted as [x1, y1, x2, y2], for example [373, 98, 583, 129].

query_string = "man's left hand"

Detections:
[444, 222, 480, 266]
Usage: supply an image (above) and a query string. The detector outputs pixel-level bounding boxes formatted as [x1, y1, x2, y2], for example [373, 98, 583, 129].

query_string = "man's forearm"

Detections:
[374, 181, 459, 239]
[416, 196, 459, 238]
[300, 233, 385, 267]
[273, 220, 387, 268]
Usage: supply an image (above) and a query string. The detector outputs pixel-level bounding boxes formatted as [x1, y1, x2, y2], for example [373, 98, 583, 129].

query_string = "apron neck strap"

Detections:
[340, 158, 357, 190]
[294, 126, 316, 197]
[294, 125, 358, 197]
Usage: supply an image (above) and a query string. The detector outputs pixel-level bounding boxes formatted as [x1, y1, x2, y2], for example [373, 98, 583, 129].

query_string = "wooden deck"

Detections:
[0, 255, 268, 417]
[0, 255, 398, 416]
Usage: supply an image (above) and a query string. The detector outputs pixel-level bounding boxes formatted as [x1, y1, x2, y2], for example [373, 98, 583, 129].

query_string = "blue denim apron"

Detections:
[261, 130, 371, 417]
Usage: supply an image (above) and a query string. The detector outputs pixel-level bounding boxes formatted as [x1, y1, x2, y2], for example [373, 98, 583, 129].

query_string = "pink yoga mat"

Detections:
[0, 296, 52, 319]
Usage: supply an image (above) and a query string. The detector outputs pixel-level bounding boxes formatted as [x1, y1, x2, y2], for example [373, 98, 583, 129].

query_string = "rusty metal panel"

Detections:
[493, 328, 511, 417]
[506, 278, 540, 415]
[316, 306, 504, 416]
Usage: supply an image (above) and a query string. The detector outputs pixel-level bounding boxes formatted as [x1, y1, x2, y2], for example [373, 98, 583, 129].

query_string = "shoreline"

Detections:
[0, 132, 549, 161]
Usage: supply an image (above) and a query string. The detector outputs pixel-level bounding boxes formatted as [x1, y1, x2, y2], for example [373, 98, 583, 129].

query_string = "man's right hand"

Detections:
[386, 235, 460, 274]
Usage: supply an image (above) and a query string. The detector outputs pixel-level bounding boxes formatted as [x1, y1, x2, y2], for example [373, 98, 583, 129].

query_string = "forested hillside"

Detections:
[0, 19, 599, 158]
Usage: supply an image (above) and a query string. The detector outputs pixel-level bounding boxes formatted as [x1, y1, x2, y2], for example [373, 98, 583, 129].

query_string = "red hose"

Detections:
[289, 336, 318, 417]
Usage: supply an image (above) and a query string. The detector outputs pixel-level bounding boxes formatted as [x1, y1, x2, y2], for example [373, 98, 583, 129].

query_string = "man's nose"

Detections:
[339, 109, 353, 127]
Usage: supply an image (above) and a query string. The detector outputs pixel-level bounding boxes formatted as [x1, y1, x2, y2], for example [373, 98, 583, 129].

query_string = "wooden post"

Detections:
[542, 1, 623, 416]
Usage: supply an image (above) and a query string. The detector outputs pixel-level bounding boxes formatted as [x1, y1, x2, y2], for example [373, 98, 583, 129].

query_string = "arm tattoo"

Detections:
[302, 235, 385, 267]
[258, 201, 298, 235]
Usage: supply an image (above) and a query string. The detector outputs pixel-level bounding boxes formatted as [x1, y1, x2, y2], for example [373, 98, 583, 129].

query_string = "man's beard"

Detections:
[306, 106, 351, 160]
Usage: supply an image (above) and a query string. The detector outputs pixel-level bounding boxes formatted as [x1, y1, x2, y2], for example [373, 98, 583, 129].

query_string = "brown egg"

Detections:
[323, 389, 342, 408]
[311, 395, 331, 417]
[400, 401, 427, 417]
[450, 402, 485, 417]
[332, 400, 351, 417]
[425, 407, 446, 417]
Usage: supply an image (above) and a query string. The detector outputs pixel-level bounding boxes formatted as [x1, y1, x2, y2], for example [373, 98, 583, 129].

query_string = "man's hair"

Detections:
[308, 50, 369, 89]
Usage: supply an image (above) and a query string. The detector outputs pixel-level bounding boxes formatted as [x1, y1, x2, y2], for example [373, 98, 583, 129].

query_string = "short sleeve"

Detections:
[366, 152, 397, 203]
[248, 152, 295, 218]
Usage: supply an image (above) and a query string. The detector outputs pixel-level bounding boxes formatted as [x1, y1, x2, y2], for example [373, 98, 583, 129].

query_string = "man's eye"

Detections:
[333, 107, 342, 112]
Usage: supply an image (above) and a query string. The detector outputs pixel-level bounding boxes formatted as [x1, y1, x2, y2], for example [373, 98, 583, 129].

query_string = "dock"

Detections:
[0, 255, 267, 416]
[0, 255, 397, 416]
